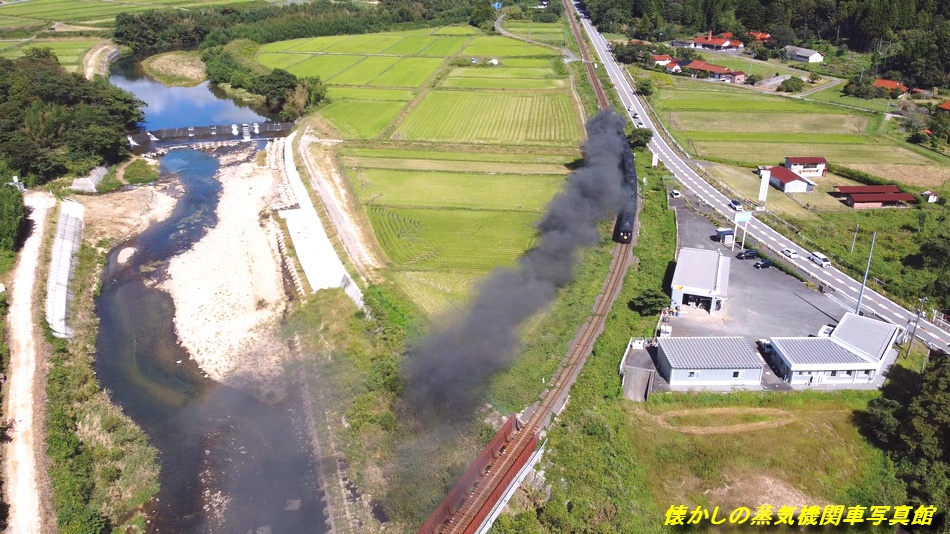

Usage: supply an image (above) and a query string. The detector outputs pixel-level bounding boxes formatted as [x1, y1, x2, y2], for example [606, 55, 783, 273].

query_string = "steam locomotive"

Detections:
[613, 131, 638, 244]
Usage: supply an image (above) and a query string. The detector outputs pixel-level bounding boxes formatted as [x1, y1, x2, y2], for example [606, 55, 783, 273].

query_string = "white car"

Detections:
[627, 105, 635, 111]
[670, 189, 682, 198]
[729, 199, 743, 211]
[781, 248, 798, 259]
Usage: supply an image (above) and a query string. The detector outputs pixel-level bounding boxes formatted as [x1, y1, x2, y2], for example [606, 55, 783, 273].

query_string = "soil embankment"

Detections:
[161, 145, 290, 402]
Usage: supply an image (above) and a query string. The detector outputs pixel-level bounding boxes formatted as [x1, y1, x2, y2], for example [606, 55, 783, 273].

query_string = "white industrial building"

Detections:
[670, 247, 730, 317]
[785, 156, 828, 177]
[656, 337, 764, 388]
[768, 313, 900, 386]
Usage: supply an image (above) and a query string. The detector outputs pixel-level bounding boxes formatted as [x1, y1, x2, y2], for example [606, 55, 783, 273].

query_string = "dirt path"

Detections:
[4, 191, 57, 534]
[297, 132, 383, 281]
[635, 407, 795, 435]
[82, 42, 117, 80]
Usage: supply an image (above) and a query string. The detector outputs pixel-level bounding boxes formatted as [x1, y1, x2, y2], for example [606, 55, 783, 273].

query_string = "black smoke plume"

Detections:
[405, 111, 629, 418]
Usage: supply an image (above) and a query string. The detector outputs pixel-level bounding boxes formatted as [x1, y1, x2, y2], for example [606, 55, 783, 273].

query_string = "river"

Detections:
[94, 62, 328, 533]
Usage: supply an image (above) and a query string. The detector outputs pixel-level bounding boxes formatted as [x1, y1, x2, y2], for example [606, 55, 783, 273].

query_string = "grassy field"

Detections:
[697, 51, 810, 78]
[319, 101, 407, 138]
[0, 38, 102, 71]
[805, 83, 896, 113]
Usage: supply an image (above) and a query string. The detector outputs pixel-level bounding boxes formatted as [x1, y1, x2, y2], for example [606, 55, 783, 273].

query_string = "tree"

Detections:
[256, 68, 298, 113]
[636, 78, 654, 95]
[628, 288, 669, 315]
[23, 47, 57, 62]
[745, 73, 762, 84]
[777, 76, 806, 92]
[626, 127, 653, 150]
[0, 186, 24, 252]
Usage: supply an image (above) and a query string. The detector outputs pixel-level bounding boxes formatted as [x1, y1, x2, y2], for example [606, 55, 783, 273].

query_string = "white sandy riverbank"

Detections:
[162, 149, 290, 402]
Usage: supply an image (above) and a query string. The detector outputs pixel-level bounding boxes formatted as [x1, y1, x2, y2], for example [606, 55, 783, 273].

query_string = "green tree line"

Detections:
[0, 50, 144, 186]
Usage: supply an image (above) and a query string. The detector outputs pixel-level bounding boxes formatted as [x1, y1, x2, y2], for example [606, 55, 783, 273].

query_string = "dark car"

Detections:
[753, 259, 773, 269]
[736, 249, 759, 260]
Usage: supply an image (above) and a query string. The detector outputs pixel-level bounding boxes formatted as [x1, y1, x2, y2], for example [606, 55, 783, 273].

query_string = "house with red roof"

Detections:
[652, 54, 673, 66]
[664, 60, 684, 73]
[683, 60, 744, 82]
[680, 31, 744, 50]
[938, 100, 950, 113]
[760, 166, 816, 194]
[745, 31, 771, 42]
[873, 79, 908, 93]
[785, 156, 827, 177]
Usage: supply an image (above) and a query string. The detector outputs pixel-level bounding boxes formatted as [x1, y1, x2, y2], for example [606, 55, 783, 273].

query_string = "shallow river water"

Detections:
[94, 63, 328, 533]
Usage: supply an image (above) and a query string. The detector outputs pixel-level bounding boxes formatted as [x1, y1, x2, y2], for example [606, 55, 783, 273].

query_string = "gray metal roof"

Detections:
[770, 337, 872, 365]
[784, 45, 821, 57]
[672, 248, 729, 296]
[658, 337, 763, 369]
[830, 312, 899, 361]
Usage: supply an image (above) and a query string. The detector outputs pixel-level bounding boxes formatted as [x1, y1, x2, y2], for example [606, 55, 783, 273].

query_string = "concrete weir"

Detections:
[46, 199, 85, 338]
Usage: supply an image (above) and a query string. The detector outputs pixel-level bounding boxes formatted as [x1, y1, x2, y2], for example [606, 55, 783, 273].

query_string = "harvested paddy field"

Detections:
[261, 26, 583, 314]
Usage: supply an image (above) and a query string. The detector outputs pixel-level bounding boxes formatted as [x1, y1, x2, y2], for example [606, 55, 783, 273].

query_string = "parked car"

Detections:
[670, 189, 682, 198]
[729, 199, 743, 211]
[756, 339, 773, 355]
[736, 249, 759, 260]
[781, 248, 798, 259]
[753, 259, 773, 269]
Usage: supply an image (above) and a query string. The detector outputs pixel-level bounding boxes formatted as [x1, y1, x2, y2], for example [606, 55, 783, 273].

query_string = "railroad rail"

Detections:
[425, 5, 624, 531]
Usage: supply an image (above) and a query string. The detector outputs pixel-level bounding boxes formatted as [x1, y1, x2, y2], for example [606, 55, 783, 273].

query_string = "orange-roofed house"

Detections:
[938, 100, 950, 113]
[873, 79, 908, 93]
[653, 54, 673, 66]
[686, 31, 744, 50]
[683, 60, 744, 82]
[745, 31, 771, 42]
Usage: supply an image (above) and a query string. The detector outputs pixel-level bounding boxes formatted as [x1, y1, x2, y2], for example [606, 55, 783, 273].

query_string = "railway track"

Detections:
[435, 7, 625, 532]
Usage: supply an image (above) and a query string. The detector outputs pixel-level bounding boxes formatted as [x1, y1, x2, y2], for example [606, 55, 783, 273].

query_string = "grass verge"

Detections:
[43, 240, 159, 533]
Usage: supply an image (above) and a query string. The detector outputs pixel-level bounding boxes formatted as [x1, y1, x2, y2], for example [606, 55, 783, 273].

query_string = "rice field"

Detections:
[500, 20, 567, 46]
[433, 25, 479, 35]
[441, 77, 564, 89]
[368, 207, 539, 271]
[340, 147, 576, 165]
[391, 270, 477, 316]
[0, 0, 252, 25]
[396, 91, 579, 145]
[354, 169, 563, 211]
[324, 34, 405, 55]
[0, 39, 102, 71]
[319, 100, 407, 139]
[285, 54, 364, 79]
[326, 87, 414, 101]
[368, 57, 443, 87]
[255, 52, 309, 71]
[383, 35, 437, 55]
[328, 56, 400, 85]
[421, 37, 468, 57]
[342, 156, 569, 175]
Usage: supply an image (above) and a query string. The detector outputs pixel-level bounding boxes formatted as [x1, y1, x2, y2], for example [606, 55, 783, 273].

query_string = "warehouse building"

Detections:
[656, 337, 764, 388]
[670, 247, 730, 317]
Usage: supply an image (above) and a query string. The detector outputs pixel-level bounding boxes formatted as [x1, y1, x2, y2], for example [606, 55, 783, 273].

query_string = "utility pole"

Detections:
[855, 231, 876, 316]
[906, 297, 928, 361]
[850, 223, 859, 253]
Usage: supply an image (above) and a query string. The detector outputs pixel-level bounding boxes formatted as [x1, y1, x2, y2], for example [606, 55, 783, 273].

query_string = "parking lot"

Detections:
[668, 207, 850, 340]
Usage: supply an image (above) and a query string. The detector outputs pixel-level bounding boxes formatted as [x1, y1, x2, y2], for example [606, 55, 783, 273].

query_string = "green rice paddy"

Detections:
[395, 91, 579, 144]
[259, 25, 583, 314]
[0, 39, 101, 71]
[0, 0, 253, 26]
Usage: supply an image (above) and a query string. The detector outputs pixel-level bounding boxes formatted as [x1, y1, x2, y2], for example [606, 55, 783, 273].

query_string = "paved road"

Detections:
[570, 1, 950, 351]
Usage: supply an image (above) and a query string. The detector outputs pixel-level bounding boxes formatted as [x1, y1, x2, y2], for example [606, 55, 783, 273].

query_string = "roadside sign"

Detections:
[734, 211, 753, 224]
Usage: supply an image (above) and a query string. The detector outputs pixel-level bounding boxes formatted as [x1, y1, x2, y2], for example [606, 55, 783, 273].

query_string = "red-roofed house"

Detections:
[720, 32, 733, 39]
[684, 31, 744, 50]
[760, 166, 816, 193]
[745, 31, 771, 42]
[873, 79, 908, 93]
[938, 100, 950, 113]
[653, 54, 673, 66]
[664, 60, 684, 73]
[683, 60, 745, 82]
[785, 157, 827, 177]
[835, 185, 901, 194]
